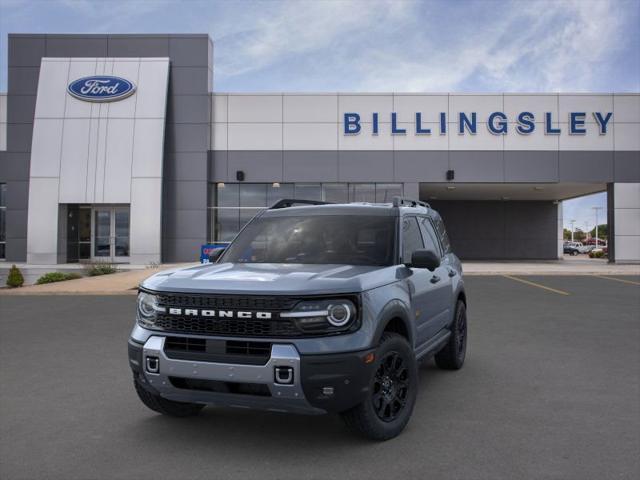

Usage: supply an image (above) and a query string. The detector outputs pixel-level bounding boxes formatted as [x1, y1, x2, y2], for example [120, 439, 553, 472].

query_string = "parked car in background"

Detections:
[564, 242, 582, 256]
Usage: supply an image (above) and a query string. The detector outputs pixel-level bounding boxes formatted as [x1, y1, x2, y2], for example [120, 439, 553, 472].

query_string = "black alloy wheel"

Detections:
[372, 351, 410, 422]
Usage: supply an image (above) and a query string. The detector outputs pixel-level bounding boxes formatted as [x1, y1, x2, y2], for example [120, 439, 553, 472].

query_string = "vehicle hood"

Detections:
[141, 262, 399, 295]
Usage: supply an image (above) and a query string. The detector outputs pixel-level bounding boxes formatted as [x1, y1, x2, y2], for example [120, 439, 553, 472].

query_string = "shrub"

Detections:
[85, 263, 118, 276]
[6, 265, 24, 288]
[589, 250, 606, 259]
[36, 272, 82, 285]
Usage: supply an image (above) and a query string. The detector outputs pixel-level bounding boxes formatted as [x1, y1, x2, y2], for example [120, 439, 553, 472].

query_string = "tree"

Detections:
[563, 228, 572, 240]
[589, 224, 607, 239]
[573, 228, 586, 242]
[6, 264, 24, 288]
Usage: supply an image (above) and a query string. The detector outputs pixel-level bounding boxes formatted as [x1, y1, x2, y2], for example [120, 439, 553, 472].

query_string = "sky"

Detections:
[1, 0, 638, 227]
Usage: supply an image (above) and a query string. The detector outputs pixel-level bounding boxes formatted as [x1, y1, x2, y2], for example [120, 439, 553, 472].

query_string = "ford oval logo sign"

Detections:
[67, 76, 136, 102]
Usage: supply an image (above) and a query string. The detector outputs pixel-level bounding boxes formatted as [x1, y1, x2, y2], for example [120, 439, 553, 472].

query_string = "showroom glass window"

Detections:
[208, 183, 403, 243]
[0, 183, 6, 259]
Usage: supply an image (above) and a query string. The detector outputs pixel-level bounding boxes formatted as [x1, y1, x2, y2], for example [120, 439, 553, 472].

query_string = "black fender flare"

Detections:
[371, 299, 414, 347]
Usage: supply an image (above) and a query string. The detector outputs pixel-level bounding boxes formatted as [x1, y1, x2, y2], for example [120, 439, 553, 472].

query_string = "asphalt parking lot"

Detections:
[1, 275, 639, 480]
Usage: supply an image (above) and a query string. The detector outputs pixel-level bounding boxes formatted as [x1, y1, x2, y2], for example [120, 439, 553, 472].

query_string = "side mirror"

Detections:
[408, 249, 440, 271]
[208, 248, 225, 263]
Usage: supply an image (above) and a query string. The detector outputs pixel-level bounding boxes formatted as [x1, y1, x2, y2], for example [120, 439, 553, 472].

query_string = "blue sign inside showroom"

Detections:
[68, 76, 136, 102]
[200, 243, 230, 264]
[343, 111, 613, 135]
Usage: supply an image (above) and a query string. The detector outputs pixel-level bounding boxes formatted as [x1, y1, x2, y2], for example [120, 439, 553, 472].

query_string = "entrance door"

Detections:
[92, 206, 130, 263]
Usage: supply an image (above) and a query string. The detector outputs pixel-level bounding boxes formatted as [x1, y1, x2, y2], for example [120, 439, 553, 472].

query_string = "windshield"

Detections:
[221, 215, 396, 266]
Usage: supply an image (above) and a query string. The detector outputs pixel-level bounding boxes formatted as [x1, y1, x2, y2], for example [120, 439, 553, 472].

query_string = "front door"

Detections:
[92, 206, 130, 263]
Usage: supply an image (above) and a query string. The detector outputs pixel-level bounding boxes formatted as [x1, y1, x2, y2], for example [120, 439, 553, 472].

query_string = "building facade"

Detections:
[0, 34, 638, 264]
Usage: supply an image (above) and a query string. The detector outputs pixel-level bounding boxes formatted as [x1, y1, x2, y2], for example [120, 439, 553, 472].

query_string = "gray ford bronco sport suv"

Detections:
[128, 197, 467, 440]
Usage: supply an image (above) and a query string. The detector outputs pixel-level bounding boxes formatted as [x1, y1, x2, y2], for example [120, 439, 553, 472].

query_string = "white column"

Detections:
[557, 201, 564, 259]
[612, 183, 640, 263]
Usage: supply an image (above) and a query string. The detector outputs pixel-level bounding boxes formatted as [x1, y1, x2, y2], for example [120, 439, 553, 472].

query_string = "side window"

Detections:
[419, 217, 442, 257]
[433, 216, 451, 254]
[402, 217, 424, 263]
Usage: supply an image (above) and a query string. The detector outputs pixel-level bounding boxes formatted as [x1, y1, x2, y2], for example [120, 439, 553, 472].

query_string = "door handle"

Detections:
[448, 269, 457, 278]
[430, 275, 441, 284]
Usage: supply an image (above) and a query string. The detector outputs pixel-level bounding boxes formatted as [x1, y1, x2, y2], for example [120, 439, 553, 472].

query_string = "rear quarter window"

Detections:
[433, 216, 452, 254]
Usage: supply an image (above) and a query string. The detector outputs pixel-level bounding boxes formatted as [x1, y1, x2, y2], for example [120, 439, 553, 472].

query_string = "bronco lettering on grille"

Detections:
[167, 308, 272, 319]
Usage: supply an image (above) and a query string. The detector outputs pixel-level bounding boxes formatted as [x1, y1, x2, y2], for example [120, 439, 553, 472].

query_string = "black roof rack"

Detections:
[269, 198, 331, 209]
[391, 196, 430, 209]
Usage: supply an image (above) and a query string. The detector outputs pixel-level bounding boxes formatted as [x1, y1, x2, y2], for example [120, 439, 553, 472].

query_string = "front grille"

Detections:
[156, 293, 298, 311]
[169, 377, 271, 397]
[226, 340, 272, 357]
[164, 337, 272, 365]
[154, 314, 301, 337]
[165, 336, 206, 352]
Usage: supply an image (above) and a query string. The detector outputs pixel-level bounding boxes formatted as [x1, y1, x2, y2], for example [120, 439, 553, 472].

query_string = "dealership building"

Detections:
[0, 33, 638, 265]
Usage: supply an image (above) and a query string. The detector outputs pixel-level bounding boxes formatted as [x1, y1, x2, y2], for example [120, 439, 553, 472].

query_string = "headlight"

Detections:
[281, 298, 358, 334]
[136, 291, 165, 328]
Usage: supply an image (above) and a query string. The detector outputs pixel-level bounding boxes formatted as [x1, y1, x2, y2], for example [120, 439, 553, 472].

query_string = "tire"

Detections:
[572, 250, 579, 256]
[134, 377, 205, 417]
[435, 300, 467, 370]
[341, 332, 418, 441]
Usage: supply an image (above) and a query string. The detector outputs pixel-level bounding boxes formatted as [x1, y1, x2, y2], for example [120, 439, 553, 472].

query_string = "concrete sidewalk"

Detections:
[462, 257, 640, 276]
[1, 258, 638, 295]
[0, 264, 193, 295]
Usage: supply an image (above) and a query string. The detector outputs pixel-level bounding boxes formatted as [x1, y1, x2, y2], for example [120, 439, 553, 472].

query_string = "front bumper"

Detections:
[129, 337, 375, 415]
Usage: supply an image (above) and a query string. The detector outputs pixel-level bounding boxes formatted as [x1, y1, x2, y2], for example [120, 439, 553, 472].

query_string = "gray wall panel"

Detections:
[394, 151, 449, 182]
[614, 151, 640, 182]
[6, 124, 33, 153]
[449, 151, 504, 182]
[559, 151, 614, 183]
[505, 151, 559, 182]
[162, 237, 205, 263]
[431, 200, 558, 260]
[283, 151, 338, 182]
[6, 95, 36, 124]
[163, 209, 208, 239]
[228, 151, 283, 182]
[0, 153, 30, 181]
[5, 180, 29, 209]
[6, 208, 28, 239]
[8, 36, 46, 67]
[165, 123, 210, 153]
[165, 152, 209, 181]
[164, 180, 208, 211]
[169, 36, 211, 67]
[167, 95, 210, 124]
[7, 67, 40, 95]
[107, 35, 170, 57]
[5, 236, 26, 262]
[338, 151, 394, 182]
[209, 151, 228, 182]
[45, 35, 108, 57]
[169, 67, 211, 95]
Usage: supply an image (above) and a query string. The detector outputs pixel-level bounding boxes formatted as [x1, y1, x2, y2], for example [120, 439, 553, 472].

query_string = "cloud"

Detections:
[0, 0, 637, 92]
[212, 0, 638, 92]
[212, 0, 412, 80]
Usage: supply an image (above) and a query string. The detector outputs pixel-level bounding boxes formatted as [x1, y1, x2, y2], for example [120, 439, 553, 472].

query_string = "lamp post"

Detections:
[570, 219, 576, 242]
[592, 206, 603, 248]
